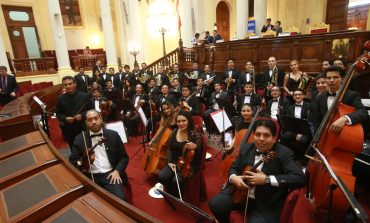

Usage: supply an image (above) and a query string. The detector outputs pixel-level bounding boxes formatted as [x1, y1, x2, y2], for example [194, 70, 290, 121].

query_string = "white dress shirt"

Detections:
[294, 102, 303, 119]
[244, 95, 251, 104]
[271, 99, 279, 120]
[89, 130, 113, 174]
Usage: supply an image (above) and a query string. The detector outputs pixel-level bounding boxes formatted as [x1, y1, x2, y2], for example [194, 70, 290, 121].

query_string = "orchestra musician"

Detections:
[308, 66, 368, 134]
[192, 77, 210, 106]
[223, 58, 240, 92]
[56, 76, 92, 150]
[169, 77, 182, 102]
[186, 62, 203, 87]
[283, 60, 309, 105]
[238, 61, 255, 89]
[155, 84, 178, 110]
[74, 66, 91, 93]
[204, 82, 229, 134]
[200, 64, 216, 94]
[153, 65, 170, 87]
[147, 77, 161, 99]
[69, 109, 129, 201]
[177, 85, 201, 116]
[168, 63, 187, 86]
[158, 110, 203, 198]
[99, 66, 113, 90]
[209, 118, 306, 223]
[90, 88, 111, 122]
[92, 60, 102, 80]
[237, 82, 261, 111]
[262, 57, 285, 101]
[309, 74, 328, 101]
[113, 65, 125, 91]
[264, 85, 289, 120]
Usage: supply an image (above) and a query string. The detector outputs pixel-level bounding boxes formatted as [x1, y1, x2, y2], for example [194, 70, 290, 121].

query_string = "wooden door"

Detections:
[2, 5, 40, 59]
[326, 0, 349, 31]
[216, 1, 230, 41]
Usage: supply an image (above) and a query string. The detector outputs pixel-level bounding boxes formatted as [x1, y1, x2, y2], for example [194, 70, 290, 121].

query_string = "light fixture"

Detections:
[129, 42, 140, 66]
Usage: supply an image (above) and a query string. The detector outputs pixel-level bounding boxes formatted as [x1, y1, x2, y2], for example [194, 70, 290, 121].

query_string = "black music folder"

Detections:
[159, 190, 217, 223]
[277, 114, 311, 137]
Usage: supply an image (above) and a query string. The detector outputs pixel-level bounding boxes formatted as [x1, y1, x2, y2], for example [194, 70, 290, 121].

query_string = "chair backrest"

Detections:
[192, 115, 204, 134]
[200, 134, 208, 169]
[200, 103, 206, 117]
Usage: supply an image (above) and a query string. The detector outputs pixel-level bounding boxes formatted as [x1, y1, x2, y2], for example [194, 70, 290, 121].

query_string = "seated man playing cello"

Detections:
[158, 110, 203, 198]
[69, 110, 129, 201]
[209, 118, 306, 223]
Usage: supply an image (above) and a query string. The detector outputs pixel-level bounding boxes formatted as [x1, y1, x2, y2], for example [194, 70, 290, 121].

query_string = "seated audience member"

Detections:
[308, 66, 367, 134]
[0, 66, 18, 106]
[209, 118, 306, 223]
[261, 18, 274, 33]
[213, 30, 222, 43]
[204, 31, 214, 44]
[264, 85, 289, 120]
[280, 89, 311, 163]
[158, 110, 203, 198]
[74, 66, 91, 93]
[238, 82, 261, 110]
[204, 82, 229, 134]
[69, 110, 129, 201]
[177, 85, 201, 116]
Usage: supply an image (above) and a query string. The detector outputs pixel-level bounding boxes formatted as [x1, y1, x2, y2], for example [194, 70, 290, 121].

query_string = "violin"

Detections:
[231, 150, 276, 204]
[79, 137, 106, 173]
[177, 130, 198, 178]
[177, 89, 199, 113]
[99, 100, 110, 117]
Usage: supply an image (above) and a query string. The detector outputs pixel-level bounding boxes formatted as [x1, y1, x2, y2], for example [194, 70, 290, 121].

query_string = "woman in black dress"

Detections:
[283, 60, 308, 104]
[158, 110, 203, 198]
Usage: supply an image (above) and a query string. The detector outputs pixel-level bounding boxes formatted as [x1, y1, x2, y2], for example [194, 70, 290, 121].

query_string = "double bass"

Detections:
[219, 107, 263, 181]
[306, 41, 370, 215]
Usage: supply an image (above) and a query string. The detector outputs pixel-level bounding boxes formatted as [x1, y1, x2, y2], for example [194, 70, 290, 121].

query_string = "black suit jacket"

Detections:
[261, 24, 275, 33]
[155, 93, 178, 109]
[238, 71, 254, 88]
[0, 74, 18, 94]
[113, 73, 125, 90]
[74, 74, 91, 93]
[229, 143, 306, 223]
[223, 68, 240, 91]
[265, 97, 290, 118]
[179, 96, 201, 116]
[262, 67, 285, 88]
[130, 93, 150, 116]
[92, 65, 101, 79]
[238, 93, 261, 109]
[308, 90, 368, 132]
[69, 128, 129, 184]
[99, 73, 114, 90]
[287, 101, 310, 119]
[210, 91, 229, 106]
[154, 73, 170, 87]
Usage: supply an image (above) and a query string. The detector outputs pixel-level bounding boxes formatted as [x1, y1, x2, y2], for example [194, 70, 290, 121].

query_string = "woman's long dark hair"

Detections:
[234, 103, 254, 131]
[176, 110, 195, 135]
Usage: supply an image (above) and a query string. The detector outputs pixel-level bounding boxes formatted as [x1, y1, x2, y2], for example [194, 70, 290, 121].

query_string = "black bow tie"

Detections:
[91, 133, 103, 138]
[255, 150, 267, 156]
[272, 99, 278, 102]
[246, 94, 251, 97]
[295, 104, 302, 107]
[327, 92, 336, 97]
[136, 94, 141, 97]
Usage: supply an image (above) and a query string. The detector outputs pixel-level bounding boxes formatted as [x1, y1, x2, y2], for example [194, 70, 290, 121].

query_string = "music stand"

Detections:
[158, 189, 217, 223]
[308, 146, 368, 223]
[277, 115, 312, 137]
[116, 99, 136, 113]
[32, 96, 51, 138]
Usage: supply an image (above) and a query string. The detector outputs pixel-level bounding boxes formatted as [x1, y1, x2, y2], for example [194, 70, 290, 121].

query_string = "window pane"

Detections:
[22, 27, 41, 58]
[9, 11, 30, 21]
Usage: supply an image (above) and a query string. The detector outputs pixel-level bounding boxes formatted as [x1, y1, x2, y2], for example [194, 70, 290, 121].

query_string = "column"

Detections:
[180, 0, 193, 48]
[0, 32, 10, 72]
[236, 0, 249, 39]
[126, 0, 145, 66]
[254, 0, 267, 35]
[47, 0, 73, 78]
[100, 0, 118, 69]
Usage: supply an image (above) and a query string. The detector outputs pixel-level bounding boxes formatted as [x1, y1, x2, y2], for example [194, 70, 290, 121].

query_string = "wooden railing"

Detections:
[71, 54, 106, 71]
[12, 57, 56, 77]
[147, 48, 180, 73]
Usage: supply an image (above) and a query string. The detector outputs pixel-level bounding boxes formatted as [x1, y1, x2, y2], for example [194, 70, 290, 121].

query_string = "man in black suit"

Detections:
[238, 61, 255, 89]
[74, 67, 91, 93]
[92, 60, 102, 80]
[261, 18, 274, 33]
[280, 89, 311, 161]
[0, 66, 18, 106]
[238, 82, 261, 110]
[98, 66, 110, 90]
[262, 56, 285, 101]
[186, 62, 203, 87]
[213, 30, 222, 43]
[153, 65, 170, 87]
[224, 58, 240, 92]
[56, 76, 92, 150]
[69, 109, 129, 201]
[177, 85, 201, 116]
[204, 31, 214, 44]
[113, 65, 125, 91]
[146, 77, 161, 100]
[308, 67, 368, 134]
[193, 77, 211, 106]
[155, 84, 177, 109]
[209, 119, 306, 223]
[264, 85, 289, 120]
[168, 63, 187, 86]
[204, 82, 229, 133]
[200, 64, 216, 94]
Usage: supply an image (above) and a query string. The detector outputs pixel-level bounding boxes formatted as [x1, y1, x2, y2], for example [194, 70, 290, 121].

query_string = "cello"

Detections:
[305, 42, 370, 215]
[219, 106, 263, 181]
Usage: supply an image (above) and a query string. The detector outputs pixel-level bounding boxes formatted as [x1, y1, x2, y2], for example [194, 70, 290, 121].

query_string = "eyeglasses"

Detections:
[325, 76, 341, 80]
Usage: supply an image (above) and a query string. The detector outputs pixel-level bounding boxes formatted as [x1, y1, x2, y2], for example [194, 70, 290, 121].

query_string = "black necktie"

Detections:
[91, 133, 103, 138]
[327, 92, 336, 97]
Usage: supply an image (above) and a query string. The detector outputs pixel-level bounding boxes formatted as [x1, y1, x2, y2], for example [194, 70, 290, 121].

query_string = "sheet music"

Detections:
[138, 108, 148, 127]
[105, 121, 128, 143]
[210, 109, 232, 133]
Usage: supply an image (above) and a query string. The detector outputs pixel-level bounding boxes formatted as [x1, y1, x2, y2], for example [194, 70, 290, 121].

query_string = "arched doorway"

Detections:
[216, 1, 230, 41]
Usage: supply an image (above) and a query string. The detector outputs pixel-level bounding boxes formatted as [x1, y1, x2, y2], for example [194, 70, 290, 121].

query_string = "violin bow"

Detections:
[82, 131, 95, 182]
[173, 168, 183, 201]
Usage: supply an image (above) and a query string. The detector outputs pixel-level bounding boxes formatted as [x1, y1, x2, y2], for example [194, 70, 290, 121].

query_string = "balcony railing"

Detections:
[12, 57, 56, 77]
[71, 54, 106, 71]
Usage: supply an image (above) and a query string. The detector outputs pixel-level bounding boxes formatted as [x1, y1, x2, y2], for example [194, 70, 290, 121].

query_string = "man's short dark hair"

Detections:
[124, 65, 130, 69]
[205, 31, 210, 35]
[267, 18, 272, 21]
[195, 33, 200, 38]
[245, 82, 254, 87]
[276, 21, 281, 25]
[0, 66, 7, 71]
[324, 66, 346, 78]
[253, 118, 277, 137]
[62, 76, 75, 83]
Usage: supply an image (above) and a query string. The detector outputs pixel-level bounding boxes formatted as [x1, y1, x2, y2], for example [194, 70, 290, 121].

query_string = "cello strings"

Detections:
[82, 131, 95, 182]
[174, 168, 183, 201]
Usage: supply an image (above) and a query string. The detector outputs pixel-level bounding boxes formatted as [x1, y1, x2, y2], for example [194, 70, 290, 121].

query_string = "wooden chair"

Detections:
[310, 23, 330, 34]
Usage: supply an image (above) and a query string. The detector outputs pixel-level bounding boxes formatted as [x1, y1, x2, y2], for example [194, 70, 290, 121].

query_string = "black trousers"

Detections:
[209, 185, 268, 223]
[87, 171, 126, 201]
[158, 165, 185, 198]
[145, 114, 161, 141]
[61, 122, 85, 151]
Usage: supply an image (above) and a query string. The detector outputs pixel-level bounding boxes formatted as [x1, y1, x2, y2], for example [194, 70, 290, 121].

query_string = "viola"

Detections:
[79, 137, 106, 173]
[219, 107, 264, 181]
[231, 150, 276, 204]
[306, 41, 370, 213]
[177, 130, 198, 178]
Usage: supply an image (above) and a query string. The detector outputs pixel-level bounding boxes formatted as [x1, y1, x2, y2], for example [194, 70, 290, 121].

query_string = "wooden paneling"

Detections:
[347, 4, 369, 30]
[216, 2, 230, 41]
[326, 0, 349, 31]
